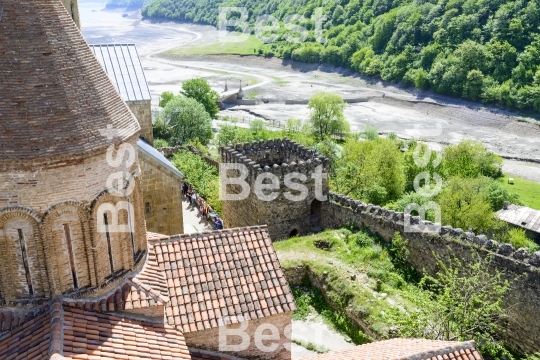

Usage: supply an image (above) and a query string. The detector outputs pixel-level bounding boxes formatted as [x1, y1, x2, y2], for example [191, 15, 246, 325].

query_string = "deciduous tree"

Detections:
[308, 92, 349, 141]
[181, 78, 220, 119]
[161, 96, 213, 146]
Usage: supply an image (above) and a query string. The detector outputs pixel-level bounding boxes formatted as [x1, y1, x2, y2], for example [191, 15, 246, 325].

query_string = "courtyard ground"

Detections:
[182, 198, 213, 234]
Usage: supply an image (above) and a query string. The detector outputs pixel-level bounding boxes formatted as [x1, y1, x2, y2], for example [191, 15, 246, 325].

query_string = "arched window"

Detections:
[42, 202, 93, 294]
[0, 209, 45, 301]
[91, 190, 136, 284]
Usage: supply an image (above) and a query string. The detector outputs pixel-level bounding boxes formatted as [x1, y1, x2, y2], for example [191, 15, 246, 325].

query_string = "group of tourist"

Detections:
[182, 182, 223, 230]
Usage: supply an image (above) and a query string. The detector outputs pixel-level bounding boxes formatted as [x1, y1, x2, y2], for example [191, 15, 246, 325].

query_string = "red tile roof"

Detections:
[0, 309, 50, 359]
[59, 303, 191, 359]
[0, 305, 50, 335]
[303, 339, 483, 360]
[150, 226, 296, 333]
[0, 298, 191, 360]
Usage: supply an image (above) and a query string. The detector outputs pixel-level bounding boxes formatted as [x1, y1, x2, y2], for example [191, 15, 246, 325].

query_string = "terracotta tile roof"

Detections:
[0, 0, 140, 162]
[0, 308, 50, 359]
[303, 339, 483, 360]
[150, 226, 296, 333]
[0, 298, 191, 359]
[0, 305, 49, 335]
[63, 244, 169, 313]
[60, 303, 191, 359]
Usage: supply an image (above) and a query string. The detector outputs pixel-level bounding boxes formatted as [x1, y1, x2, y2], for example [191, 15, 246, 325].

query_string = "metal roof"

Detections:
[137, 139, 184, 179]
[496, 204, 540, 233]
[89, 44, 151, 102]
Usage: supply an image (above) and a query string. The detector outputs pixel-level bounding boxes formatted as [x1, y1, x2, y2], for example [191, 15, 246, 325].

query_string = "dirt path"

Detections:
[182, 199, 212, 234]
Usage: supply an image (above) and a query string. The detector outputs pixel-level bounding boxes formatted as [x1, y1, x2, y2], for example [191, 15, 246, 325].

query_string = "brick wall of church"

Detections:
[0, 137, 148, 302]
[0, 138, 141, 212]
[183, 312, 292, 360]
[139, 155, 184, 236]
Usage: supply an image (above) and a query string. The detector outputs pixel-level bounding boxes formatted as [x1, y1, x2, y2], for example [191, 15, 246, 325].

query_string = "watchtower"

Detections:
[221, 138, 329, 240]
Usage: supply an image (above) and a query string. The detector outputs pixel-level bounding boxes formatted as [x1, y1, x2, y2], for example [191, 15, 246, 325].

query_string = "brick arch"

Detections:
[90, 189, 135, 285]
[41, 201, 94, 295]
[0, 207, 49, 302]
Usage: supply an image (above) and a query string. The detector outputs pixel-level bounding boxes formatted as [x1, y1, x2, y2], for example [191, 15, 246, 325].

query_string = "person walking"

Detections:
[191, 190, 197, 207]
[182, 182, 188, 197]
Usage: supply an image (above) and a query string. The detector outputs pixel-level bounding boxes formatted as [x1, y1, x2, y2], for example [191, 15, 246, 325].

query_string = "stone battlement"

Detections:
[322, 191, 540, 354]
[220, 139, 330, 241]
[327, 192, 540, 265]
[220, 138, 330, 177]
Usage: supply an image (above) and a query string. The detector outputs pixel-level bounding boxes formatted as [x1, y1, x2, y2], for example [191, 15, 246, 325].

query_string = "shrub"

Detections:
[172, 150, 221, 214]
[507, 228, 539, 253]
[389, 232, 409, 269]
[153, 138, 169, 149]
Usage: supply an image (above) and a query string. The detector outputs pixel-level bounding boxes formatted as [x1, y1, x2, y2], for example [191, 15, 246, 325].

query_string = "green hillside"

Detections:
[142, 0, 540, 111]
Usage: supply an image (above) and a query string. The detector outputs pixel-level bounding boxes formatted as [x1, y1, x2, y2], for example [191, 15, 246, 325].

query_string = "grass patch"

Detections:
[291, 339, 329, 354]
[500, 174, 540, 210]
[269, 75, 289, 86]
[171, 34, 263, 55]
[275, 228, 428, 341]
[247, 90, 259, 99]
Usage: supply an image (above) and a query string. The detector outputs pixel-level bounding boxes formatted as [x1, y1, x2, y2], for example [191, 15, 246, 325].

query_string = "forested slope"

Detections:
[142, 0, 540, 111]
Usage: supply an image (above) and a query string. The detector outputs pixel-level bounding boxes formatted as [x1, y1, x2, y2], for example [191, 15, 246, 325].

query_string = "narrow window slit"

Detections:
[17, 229, 33, 295]
[63, 224, 78, 289]
[103, 213, 115, 274]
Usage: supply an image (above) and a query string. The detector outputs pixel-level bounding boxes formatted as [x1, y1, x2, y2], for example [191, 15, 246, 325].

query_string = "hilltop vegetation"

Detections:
[142, 0, 540, 111]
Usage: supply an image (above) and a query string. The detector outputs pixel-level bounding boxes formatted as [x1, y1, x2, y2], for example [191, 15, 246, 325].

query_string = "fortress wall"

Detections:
[321, 192, 540, 354]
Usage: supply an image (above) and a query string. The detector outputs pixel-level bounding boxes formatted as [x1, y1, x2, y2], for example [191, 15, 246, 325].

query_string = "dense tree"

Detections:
[161, 96, 213, 145]
[441, 140, 502, 179]
[436, 177, 497, 233]
[141, 0, 540, 111]
[181, 78, 220, 119]
[333, 138, 405, 204]
[308, 92, 349, 141]
[159, 91, 175, 108]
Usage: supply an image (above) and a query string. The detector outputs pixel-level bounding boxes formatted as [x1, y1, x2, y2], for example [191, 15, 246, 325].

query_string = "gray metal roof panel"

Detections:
[496, 205, 540, 232]
[89, 44, 151, 102]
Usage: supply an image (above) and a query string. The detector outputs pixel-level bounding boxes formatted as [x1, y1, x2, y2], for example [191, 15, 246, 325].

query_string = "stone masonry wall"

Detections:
[184, 312, 292, 360]
[127, 100, 154, 146]
[139, 152, 184, 236]
[321, 192, 540, 354]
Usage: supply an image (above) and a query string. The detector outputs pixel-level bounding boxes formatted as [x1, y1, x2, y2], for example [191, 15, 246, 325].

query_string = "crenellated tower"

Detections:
[221, 138, 330, 240]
